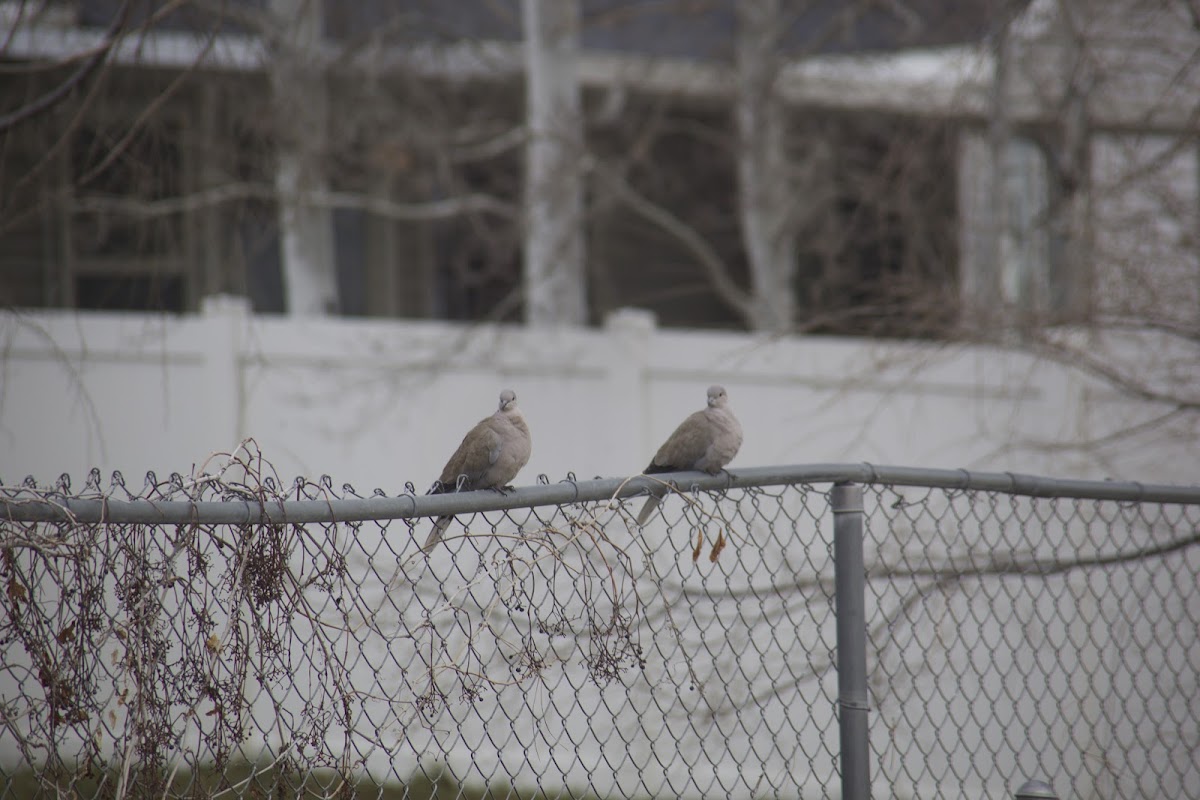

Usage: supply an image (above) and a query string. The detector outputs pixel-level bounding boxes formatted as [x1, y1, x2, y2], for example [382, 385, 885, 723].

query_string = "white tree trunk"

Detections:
[735, 0, 796, 332]
[271, 0, 338, 315]
[987, 19, 1016, 327]
[522, 0, 587, 325]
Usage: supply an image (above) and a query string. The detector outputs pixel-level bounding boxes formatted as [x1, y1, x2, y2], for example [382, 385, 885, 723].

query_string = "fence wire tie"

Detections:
[556, 475, 581, 503]
[838, 698, 870, 713]
[400, 494, 418, 517]
[958, 468, 973, 490]
[1003, 470, 1031, 496]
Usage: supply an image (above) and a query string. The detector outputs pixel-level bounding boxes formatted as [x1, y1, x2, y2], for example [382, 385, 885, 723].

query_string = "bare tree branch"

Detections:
[70, 182, 517, 221]
[589, 158, 756, 324]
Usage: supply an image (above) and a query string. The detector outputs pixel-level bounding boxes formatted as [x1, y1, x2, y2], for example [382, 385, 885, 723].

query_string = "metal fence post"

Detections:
[832, 482, 869, 800]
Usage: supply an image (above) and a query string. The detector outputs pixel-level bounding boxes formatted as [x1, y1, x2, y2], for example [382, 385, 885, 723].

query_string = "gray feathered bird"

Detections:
[636, 385, 742, 525]
[423, 389, 532, 551]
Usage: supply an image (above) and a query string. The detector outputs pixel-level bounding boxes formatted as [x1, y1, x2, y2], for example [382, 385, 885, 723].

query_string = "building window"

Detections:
[590, 103, 960, 336]
[0, 65, 198, 315]
[799, 113, 960, 337]
[959, 130, 1074, 327]
[65, 122, 190, 313]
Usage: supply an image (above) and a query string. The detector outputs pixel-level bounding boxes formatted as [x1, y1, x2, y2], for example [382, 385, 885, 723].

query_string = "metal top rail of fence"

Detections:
[4, 462, 1200, 524]
[3, 460, 1200, 800]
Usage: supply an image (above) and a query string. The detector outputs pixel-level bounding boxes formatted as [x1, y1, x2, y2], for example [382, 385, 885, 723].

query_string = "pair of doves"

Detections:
[422, 385, 743, 550]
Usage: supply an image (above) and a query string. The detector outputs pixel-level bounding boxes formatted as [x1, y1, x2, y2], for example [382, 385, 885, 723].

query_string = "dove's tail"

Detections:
[636, 495, 662, 526]
[422, 515, 453, 552]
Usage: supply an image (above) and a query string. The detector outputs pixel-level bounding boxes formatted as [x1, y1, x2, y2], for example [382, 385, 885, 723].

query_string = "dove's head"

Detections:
[498, 389, 519, 412]
[706, 385, 729, 409]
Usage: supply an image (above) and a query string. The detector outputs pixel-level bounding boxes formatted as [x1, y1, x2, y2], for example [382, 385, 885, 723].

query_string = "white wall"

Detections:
[2, 298, 1189, 491]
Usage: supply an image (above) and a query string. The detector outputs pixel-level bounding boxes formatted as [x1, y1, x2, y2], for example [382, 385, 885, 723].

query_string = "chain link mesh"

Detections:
[2, 451, 1198, 799]
[864, 484, 1200, 799]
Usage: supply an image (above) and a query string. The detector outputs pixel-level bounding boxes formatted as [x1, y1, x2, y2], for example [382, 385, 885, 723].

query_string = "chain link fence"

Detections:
[2, 445, 1199, 799]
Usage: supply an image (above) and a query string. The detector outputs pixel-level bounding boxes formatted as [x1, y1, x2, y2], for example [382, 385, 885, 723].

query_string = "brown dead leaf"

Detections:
[709, 530, 728, 562]
[691, 529, 704, 563]
[7, 578, 26, 604]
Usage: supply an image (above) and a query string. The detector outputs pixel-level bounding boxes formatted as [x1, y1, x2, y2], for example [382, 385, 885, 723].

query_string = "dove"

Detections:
[636, 385, 743, 525]
[422, 388, 532, 551]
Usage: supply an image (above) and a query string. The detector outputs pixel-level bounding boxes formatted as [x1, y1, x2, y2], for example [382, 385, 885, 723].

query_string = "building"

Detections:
[3, 0, 1015, 333]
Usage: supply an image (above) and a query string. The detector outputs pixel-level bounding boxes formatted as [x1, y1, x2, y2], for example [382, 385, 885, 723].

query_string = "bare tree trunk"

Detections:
[271, 0, 338, 315]
[987, 18, 1015, 330]
[1047, 0, 1093, 322]
[522, 0, 587, 325]
[735, 0, 796, 333]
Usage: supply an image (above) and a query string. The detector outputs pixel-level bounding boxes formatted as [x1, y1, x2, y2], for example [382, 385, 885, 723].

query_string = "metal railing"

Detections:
[3, 455, 1199, 799]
